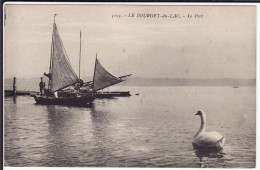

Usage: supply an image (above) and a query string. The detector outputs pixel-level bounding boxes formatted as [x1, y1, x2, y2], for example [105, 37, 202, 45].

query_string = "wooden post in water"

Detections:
[13, 77, 16, 95]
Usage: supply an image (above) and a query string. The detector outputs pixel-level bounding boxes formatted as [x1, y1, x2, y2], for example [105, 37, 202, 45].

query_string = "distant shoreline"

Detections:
[126, 77, 256, 87]
[4, 77, 256, 91]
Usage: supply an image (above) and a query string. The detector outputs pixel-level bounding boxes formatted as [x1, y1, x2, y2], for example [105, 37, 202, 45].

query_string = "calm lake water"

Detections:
[4, 86, 256, 168]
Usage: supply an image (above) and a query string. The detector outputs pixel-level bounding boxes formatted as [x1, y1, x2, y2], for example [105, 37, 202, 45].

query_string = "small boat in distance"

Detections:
[233, 86, 239, 88]
[32, 15, 95, 106]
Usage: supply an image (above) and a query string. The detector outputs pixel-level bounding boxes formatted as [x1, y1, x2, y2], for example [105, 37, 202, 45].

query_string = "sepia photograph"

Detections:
[3, 3, 256, 168]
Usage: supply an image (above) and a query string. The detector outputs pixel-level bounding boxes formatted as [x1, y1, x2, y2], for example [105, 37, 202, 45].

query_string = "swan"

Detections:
[192, 110, 225, 149]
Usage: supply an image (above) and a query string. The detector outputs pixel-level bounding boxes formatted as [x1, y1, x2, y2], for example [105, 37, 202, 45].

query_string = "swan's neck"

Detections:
[194, 115, 206, 138]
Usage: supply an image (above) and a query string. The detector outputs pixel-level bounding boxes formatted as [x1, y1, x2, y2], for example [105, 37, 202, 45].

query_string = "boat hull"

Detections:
[96, 91, 131, 98]
[33, 94, 95, 106]
[96, 93, 114, 98]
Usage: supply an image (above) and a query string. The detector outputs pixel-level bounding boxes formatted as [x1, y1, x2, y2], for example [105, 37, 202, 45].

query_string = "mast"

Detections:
[92, 53, 97, 92]
[48, 14, 57, 90]
[79, 30, 82, 83]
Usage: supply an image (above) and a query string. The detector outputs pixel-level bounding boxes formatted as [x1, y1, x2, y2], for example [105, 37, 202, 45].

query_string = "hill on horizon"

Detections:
[4, 77, 256, 91]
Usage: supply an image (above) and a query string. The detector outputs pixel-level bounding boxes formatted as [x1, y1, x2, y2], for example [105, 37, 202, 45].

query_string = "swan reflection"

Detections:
[193, 146, 225, 168]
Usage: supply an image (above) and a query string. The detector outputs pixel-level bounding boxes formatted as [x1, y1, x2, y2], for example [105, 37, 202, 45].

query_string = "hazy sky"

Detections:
[4, 4, 256, 79]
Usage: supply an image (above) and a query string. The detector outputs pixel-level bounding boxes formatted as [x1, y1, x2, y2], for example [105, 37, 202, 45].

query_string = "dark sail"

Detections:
[49, 23, 78, 92]
[32, 15, 95, 106]
[93, 58, 123, 92]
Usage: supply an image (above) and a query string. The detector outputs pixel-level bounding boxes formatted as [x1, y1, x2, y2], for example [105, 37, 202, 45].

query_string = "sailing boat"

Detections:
[32, 15, 95, 106]
[81, 56, 132, 98]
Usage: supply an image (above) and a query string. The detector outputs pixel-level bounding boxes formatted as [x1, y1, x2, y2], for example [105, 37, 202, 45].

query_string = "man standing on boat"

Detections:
[39, 77, 45, 96]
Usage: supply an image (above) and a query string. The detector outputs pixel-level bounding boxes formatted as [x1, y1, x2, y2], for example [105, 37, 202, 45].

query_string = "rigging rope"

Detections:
[115, 76, 131, 91]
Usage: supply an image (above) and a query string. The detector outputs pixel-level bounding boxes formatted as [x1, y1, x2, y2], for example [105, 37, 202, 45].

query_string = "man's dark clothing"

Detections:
[39, 81, 46, 95]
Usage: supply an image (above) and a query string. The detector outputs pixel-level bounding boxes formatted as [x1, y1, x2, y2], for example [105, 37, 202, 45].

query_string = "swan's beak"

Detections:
[195, 112, 199, 115]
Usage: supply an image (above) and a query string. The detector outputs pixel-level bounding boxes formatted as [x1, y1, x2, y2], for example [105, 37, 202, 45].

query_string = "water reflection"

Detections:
[89, 106, 111, 166]
[46, 105, 82, 166]
[4, 86, 256, 167]
[193, 146, 225, 168]
[90, 106, 110, 127]
[13, 95, 16, 104]
[35, 102, 94, 108]
[4, 97, 18, 166]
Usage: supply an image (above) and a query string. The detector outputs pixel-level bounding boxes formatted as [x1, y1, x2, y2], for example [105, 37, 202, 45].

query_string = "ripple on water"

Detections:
[4, 86, 256, 167]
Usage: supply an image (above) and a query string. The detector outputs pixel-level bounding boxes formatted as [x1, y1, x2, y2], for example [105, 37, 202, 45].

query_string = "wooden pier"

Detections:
[4, 90, 39, 96]
[5, 77, 131, 98]
[5, 77, 39, 97]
